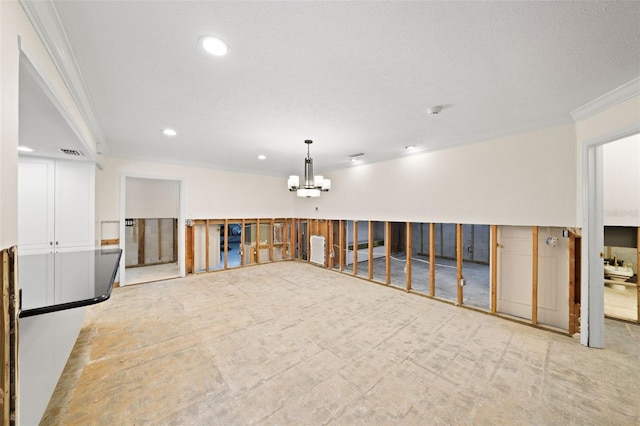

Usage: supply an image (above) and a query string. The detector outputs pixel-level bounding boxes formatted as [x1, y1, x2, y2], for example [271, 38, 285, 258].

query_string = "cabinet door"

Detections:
[18, 158, 55, 253]
[54, 161, 95, 249]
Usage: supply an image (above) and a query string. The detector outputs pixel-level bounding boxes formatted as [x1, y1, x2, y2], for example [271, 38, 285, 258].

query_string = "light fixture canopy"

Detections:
[162, 128, 177, 137]
[288, 140, 331, 198]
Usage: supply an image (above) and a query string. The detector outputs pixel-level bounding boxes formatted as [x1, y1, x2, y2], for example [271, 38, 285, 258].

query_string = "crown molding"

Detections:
[571, 77, 640, 122]
[19, 0, 107, 156]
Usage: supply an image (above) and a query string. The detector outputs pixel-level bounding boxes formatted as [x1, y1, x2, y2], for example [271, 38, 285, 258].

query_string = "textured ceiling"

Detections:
[43, 1, 640, 176]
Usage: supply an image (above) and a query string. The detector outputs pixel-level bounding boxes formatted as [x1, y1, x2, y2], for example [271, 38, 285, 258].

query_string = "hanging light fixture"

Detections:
[288, 140, 331, 198]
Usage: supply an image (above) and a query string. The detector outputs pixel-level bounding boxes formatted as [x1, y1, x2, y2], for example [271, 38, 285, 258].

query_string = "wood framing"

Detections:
[569, 231, 578, 334]
[268, 219, 273, 262]
[457, 223, 463, 305]
[368, 221, 374, 280]
[490, 225, 498, 314]
[637, 227, 640, 322]
[137, 218, 145, 265]
[1, 247, 17, 425]
[205, 219, 210, 271]
[339, 220, 345, 272]
[429, 223, 435, 297]
[406, 222, 412, 291]
[385, 222, 391, 285]
[223, 219, 229, 269]
[327, 221, 334, 269]
[185, 224, 194, 273]
[256, 219, 261, 263]
[532, 226, 539, 325]
[101, 238, 120, 246]
[353, 221, 358, 276]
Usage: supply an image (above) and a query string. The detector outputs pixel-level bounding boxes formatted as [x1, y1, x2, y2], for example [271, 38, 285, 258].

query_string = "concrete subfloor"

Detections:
[125, 262, 181, 285]
[42, 261, 640, 425]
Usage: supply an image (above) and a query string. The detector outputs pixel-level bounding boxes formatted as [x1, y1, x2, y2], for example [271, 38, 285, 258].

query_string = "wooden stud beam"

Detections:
[205, 219, 210, 272]
[256, 219, 261, 263]
[568, 231, 576, 334]
[406, 222, 412, 291]
[430, 223, 435, 297]
[490, 225, 498, 314]
[368, 221, 374, 280]
[385, 222, 391, 285]
[353, 221, 358, 276]
[224, 219, 229, 269]
[270, 219, 275, 262]
[339, 220, 345, 272]
[457, 223, 463, 306]
[137, 219, 145, 265]
[532, 226, 539, 325]
[100, 238, 120, 246]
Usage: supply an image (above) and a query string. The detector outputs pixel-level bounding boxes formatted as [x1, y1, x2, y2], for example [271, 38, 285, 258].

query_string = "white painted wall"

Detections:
[125, 177, 179, 219]
[603, 133, 640, 226]
[96, 156, 295, 241]
[575, 95, 640, 225]
[295, 124, 577, 227]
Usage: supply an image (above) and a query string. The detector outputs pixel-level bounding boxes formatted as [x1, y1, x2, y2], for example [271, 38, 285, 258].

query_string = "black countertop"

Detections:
[19, 249, 122, 318]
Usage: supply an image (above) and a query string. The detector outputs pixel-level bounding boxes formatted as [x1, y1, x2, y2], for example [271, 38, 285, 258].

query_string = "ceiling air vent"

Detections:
[59, 148, 84, 157]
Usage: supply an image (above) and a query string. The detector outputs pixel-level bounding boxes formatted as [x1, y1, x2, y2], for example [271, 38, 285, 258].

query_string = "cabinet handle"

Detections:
[50, 241, 53, 246]
[55, 241, 59, 245]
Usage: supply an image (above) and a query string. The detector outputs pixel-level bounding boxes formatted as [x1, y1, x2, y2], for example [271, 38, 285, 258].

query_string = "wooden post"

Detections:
[339, 220, 345, 272]
[205, 219, 210, 271]
[406, 222, 412, 291]
[353, 221, 358, 276]
[385, 222, 391, 285]
[223, 219, 229, 269]
[240, 219, 246, 265]
[269, 219, 275, 262]
[532, 226, 539, 325]
[430, 223, 435, 297]
[1, 249, 10, 425]
[491, 225, 498, 314]
[457, 223, 463, 305]
[368, 221, 374, 280]
[138, 218, 145, 265]
[568, 232, 576, 333]
[328, 221, 334, 268]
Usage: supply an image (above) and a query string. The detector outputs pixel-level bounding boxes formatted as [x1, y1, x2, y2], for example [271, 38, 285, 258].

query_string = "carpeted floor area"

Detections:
[42, 261, 640, 425]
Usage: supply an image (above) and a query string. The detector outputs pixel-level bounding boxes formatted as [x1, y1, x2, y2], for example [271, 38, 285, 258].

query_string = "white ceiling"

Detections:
[30, 1, 640, 176]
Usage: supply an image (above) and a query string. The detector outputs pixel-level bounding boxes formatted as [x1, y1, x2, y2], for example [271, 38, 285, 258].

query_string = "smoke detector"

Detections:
[427, 106, 442, 116]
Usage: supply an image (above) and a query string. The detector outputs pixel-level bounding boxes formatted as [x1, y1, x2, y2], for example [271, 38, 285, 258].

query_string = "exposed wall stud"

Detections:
[457, 223, 463, 305]
[430, 223, 435, 297]
[491, 225, 498, 314]
[532, 226, 539, 325]
[406, 222, 412, 291]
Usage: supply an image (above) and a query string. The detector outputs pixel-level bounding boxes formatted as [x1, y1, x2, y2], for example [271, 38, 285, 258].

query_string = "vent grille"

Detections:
[59, 148, 84, 157]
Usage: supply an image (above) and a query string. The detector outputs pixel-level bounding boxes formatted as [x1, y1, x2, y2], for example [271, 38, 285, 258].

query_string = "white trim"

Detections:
[571, 77, 640, 122]
[119, 173, 186, 286]
[18, 39, 102, 167]
[19, 0, 107, 157]
[580, 124, 640, 348]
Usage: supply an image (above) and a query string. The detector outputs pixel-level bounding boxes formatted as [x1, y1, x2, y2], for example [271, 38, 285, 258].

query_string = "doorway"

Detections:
[120, 175, 185, 285]
[582, 128, 640, 347]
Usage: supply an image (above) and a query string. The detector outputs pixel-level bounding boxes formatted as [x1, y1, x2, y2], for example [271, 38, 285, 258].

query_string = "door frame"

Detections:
[581, 125, 640, 347]
[119, 173, 185, 286]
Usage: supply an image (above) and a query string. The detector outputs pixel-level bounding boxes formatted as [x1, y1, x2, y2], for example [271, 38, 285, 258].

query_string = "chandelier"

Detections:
[287, 139, 331, 198]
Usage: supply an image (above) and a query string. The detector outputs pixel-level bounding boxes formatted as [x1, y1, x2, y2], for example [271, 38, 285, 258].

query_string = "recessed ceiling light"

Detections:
[405, 145, 416, 151]
[18, 146, 34, 152]
[200, 36, 229, 56]
[349, 158, 358, 164]
[258, 155, 266, 160]
[162, 128, 177, 137]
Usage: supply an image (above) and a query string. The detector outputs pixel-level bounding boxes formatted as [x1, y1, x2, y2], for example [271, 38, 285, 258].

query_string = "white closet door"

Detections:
[18, 158, 55, 253]
[54, 161, 95, 249]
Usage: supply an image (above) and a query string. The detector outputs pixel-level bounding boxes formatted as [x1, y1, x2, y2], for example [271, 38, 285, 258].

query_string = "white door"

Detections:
[18, 158, 55, 253]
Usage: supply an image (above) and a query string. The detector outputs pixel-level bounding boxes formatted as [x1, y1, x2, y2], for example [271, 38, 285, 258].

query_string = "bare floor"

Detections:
[43, 262, 640, 425]
[125, 262, 180, 285]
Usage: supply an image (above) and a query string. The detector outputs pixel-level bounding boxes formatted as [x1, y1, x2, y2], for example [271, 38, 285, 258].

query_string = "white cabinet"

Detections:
[18, 158, 95, 253]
